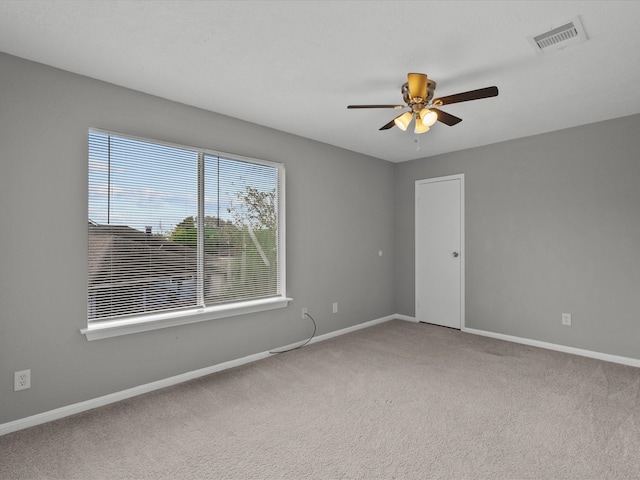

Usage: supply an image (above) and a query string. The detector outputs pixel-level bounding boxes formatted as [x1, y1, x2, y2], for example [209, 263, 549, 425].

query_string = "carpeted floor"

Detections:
[1, 319, 640, 479]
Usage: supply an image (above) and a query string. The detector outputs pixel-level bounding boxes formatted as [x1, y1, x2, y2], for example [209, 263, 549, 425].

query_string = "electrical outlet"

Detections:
[332, 302, 338, 314]
[301, 308, 308, 320]
[562, 313, 572, 326]
[14, 369, 31, 391]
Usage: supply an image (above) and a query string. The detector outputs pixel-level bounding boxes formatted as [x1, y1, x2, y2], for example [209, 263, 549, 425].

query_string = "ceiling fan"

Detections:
[347, 73, 498, 134]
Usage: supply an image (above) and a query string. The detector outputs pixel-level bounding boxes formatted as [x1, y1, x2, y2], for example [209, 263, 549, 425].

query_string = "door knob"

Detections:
[452, 252, 459, 257]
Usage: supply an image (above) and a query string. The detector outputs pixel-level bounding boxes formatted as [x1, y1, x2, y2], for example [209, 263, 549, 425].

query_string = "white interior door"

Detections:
[415, 175, 464, 329]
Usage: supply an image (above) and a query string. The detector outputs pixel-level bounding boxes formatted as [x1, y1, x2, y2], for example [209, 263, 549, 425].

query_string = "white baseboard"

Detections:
[396, 316, 640, 368]
[0, 314, 400, 437]
[307, 314, 398, 344]
[462, 326, 640, 368]
[394, 314, 418, 323]
[0, 350, 272, 437]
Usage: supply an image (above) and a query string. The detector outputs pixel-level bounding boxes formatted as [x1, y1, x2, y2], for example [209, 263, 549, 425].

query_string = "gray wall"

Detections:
[0, 53, 395, 424]
[3, 49, 640, 426]
[395, 113, 640, 359]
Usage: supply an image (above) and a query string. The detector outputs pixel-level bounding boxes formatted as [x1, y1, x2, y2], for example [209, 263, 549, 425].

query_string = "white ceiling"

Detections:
[1, 0, 640, 163]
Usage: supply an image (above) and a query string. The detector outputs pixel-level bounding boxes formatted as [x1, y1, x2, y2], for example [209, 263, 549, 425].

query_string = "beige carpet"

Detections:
[1, 320, 640, 480]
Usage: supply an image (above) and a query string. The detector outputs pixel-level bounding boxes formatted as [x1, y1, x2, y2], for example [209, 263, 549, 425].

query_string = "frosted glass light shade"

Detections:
[394, 112, 413, 131]
[420, 108, 438, 127]
[414, 120, 430, 134]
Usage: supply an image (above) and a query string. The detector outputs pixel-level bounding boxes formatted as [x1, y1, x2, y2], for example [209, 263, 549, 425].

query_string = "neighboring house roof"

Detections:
[88, 223, 197, 287]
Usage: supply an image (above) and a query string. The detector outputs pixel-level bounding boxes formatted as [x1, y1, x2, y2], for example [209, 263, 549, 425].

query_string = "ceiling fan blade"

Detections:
[379, 118, 397, 130]
[431, 108, 462, 126]
[432, 86, 499, 106]
[407, 73, 428, 100]
[347, 104, 404, 109]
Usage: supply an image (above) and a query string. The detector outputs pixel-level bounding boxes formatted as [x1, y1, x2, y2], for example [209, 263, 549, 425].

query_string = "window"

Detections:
[84, 129, 287, 339]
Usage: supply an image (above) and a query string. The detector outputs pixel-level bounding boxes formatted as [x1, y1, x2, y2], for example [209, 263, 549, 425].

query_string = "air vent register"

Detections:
[528, 16, 588, 54]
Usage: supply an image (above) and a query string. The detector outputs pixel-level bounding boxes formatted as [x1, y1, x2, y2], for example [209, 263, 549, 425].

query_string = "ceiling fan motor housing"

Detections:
[403, 75, 437, 112]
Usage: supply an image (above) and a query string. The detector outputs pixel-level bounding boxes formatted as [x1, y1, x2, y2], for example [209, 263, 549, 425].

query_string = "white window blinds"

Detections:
[88, 130, 283, 323]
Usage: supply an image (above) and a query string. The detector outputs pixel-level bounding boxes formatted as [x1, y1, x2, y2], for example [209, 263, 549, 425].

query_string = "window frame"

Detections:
[82, 128, 290, 341]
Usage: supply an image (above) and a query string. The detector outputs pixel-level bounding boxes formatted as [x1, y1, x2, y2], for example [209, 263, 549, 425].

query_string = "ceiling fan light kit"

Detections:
[394, 108, 437, 132]
[348, 73, 499, 135]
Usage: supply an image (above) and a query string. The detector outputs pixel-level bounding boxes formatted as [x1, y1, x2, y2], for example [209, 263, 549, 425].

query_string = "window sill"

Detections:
[80, 297, 292, 341]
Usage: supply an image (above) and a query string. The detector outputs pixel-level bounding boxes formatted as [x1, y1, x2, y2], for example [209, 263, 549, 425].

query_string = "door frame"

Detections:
[415, 173, 465, 329]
